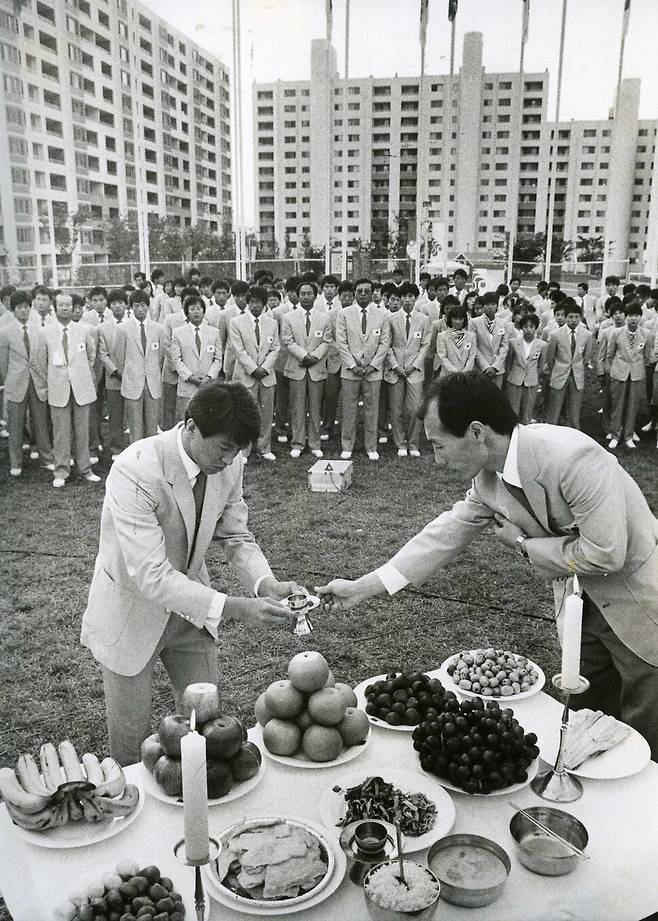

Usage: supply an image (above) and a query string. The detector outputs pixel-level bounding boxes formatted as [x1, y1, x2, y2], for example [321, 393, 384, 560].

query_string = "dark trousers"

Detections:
[89, 371, 105, 451]
[321, 369, 341, 434]
[571, 594, 658, 761]
[275, 370, 290, 434]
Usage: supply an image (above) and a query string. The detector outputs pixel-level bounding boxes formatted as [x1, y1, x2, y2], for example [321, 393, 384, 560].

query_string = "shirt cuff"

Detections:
[204, 591, 227, 640]
[253, 574, 269, 598]
[375, 563, 409, 595]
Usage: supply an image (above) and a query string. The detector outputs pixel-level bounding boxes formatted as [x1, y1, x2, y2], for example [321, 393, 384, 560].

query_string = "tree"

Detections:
[513, 232, 573, 267]
[51, 206, 90, 258]
[576, 235, 605, 262]
[103, 213, 140, 262]
[299, 232, 324, 260]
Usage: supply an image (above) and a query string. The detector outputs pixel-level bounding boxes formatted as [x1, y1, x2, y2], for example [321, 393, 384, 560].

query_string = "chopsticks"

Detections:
[509, 802, 590, 861]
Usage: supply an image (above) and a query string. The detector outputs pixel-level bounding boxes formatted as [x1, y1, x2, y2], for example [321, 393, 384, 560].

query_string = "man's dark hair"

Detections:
[231, 280, 250, 296]
[480, 291, 498, 307]
[253, 268, 273, 282]
[521, 313, 540, 329]
[605, 295, 623, 314]
[285, 275, 300, 293]
[442, 294, 460, 309]
[419, 370, 519, 437]
[300, 270, 318, 284]
[9, 289, 31, 310]
[320, 274, 339, 288]
[353, 277, 372, 290]
[151, 269, 164, 283]
[445, 304, 467, 328]
[186, 381, 261, 446]
[129, 288, 150, 307]
[622, 282, 636, 296]
[1, 285, 17, 300]
[625, 301, 642, 317]
[453, 268, 468, 280]
[32, 284, 50, 299]
[433, 276, 449, 289]
[267, 289, 281, 302]
[108, 288, 127, 305]
[577, 280, 589, 292]
[188, 266, 201, 279]
[635, 284, 651, 298]
[248, 285, 268, 306]
[213, 277, 230, 293]
[537, 281, 549, 292]
[183, 294, 206, 317]
[419, 271, 431, 282]
[173, 276, 187, 289]
[296, 280, 318, 296]
[562, 297, 582, 316]
[398, 281, 419, 298]
[509, 275, 521, 285]
[89, 286, 108, 299]
[71, 292, 84, 309]
[338, 280, 354, 293]
[133, 271, 146, 282]
[650, 288, 658, 302]
[605, 274, 620, 286]
[181, 285, 199, 300]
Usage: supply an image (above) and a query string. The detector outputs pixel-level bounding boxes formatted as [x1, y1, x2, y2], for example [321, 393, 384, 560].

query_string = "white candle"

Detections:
[180, 710, 209, 864]
[561, 574, 583, 691]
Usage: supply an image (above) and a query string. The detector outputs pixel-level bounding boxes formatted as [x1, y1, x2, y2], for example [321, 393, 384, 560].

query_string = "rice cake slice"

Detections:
[241, 834, 309, 867]
[262, 849, 328, 900]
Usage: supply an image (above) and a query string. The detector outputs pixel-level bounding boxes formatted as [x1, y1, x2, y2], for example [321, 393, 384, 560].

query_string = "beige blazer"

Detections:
[435, 329, 477, 374]
[81, 425, 274, 676]
[222, 306, 247, 379]
[38, 321, 96, 407]
[161, 311, 187, 385]
[81, 308, 114, 328]
[0, 319, 48, 402]
[470, 314, 510, 375]
[229, 311, 279, 387]
[325, 304, 344, 375]
[271, 301, 294, 373]
[388, 424, 658, 666]
[336, 303, 390, 382]
[384, 310, 430, 384]
[545, 324, 593, 390]
[505, 337, 547, 387]
[282, 307, 332, 381]
[98, 321, 125, 393]
[171, 322, 222, 398]
[114, 317, 166, 400]
[607, 327, 651, 382]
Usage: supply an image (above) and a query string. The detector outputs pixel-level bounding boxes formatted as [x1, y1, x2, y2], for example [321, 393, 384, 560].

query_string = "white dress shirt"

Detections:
[376, 426, 522, 593]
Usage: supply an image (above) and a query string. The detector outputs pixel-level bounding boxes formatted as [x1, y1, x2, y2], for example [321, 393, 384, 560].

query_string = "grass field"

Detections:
[0, 378, 656, 919]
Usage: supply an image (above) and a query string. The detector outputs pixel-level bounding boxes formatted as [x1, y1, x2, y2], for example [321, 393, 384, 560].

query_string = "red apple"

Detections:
[206, 760, 233, 799]
[264, 680, 305, 719]
[181, 682, 222, 726]
[202, 715, 244, 760]
[158, 715, 191, 759]
[154, 755, 183, 797]
[229, 742, 262, 782]
[140, 733, 164, 773]
[337, 707, 370, 745]
[287, 651, 330, 693]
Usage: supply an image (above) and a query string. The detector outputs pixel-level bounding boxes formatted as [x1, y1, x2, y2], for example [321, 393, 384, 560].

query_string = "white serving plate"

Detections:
[252, 723, 370, 770]
[438, 650, 546, 701]
[6, 785, 144, 849]
[203, 815, 346, 916]
[318, 766, 456, 852]
[537, 717, 651, 779]
[422, 757, 539, 796]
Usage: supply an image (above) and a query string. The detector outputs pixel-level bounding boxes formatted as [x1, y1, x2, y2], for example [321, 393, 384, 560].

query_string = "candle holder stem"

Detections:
[173, 837, 221, 921]
[531, 673, 590, 803]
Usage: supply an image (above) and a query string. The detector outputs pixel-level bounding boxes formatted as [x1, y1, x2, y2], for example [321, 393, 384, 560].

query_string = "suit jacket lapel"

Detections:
[516, 426, 551, 533]
[162, 426, 196, 557]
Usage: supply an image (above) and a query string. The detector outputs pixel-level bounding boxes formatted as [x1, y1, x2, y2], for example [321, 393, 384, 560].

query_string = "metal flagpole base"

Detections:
[531, 674, 590, 803]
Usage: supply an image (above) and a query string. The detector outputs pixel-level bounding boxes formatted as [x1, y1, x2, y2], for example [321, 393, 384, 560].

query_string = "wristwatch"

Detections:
[515, 535, 529, 558]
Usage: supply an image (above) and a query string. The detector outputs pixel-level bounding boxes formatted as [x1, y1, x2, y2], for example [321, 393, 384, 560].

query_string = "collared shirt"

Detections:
[521, 339, 534, 361]
[176, 425, 267, 636]
[376, 425, 522, 594]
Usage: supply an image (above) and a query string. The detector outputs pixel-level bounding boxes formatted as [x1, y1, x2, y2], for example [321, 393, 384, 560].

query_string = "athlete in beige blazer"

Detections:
[98, 292, 128, 458]
[384, 303, 430, 456]
[170, 298, 222, 419]
[160, 305, 186, 431]
[470, 298, 510, 388]
[81, 382, 299, 764]
[544, 301, 594, 429]
[318, 371, 658, 759]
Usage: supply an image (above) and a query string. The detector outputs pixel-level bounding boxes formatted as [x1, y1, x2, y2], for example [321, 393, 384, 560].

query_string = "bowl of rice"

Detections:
[363, 860, 441, 919]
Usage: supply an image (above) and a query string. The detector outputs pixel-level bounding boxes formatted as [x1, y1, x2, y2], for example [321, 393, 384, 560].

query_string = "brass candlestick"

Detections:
[173, 837, 221, 921]
[531, 673, 590, 803]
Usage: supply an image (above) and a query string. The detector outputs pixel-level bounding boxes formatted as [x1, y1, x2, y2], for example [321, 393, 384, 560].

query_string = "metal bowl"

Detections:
[364, 861, 441, 920]
[509, 806, 588, 876]
[427, 834, 511, 908]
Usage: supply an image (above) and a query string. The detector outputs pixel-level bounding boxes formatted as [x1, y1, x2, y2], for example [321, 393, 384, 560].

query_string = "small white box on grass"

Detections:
[307, 459, 353, 493]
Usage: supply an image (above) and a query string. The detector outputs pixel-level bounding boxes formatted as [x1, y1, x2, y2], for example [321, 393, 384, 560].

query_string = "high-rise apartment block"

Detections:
[0, 0, 231, 283]
[254, 32, 657, 277]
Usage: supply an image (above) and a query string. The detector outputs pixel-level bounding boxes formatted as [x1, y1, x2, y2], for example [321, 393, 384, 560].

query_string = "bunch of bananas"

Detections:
[0, 740, 139, 832]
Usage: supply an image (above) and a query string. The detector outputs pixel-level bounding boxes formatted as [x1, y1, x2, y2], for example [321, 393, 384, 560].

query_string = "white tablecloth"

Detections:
[1, 693, 658, 921]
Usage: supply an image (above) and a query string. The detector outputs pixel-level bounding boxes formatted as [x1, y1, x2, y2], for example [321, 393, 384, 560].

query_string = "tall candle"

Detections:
[561, 574, 583, 691]
[180, 710, 209, 864]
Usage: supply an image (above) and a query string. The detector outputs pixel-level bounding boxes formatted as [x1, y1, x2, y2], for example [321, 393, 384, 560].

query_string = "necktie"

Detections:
[99, 313, 104, 324]
[628, 331, 636, 349]
[62, 327, 69, 362]
[305, 312, 311, 337]
[41, 317, 46, 327]
[190, 471, 207, 561]
[254, 317, 260, 346]
[486, 318, 495, 335]
[195, 326, 201, 355]
[22, 325, 30, 357]
[140, 322, 146, 353]
[452, 330, 465, 347]
[570, 330, 576, 357]
[361, 308, 367, 334]
[405, 313, 411, 340]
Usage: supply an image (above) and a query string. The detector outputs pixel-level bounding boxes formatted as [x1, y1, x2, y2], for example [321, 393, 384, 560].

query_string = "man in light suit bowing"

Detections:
[318, 371, 658, 759]
[82, 381, 300, 765]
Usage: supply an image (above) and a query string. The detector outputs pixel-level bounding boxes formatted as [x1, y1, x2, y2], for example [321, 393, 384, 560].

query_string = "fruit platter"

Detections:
[253, 652, 371, 767]
[354, 669, 448, 730]
[0, 740, 142, 848]
[438, 648, 546, 700]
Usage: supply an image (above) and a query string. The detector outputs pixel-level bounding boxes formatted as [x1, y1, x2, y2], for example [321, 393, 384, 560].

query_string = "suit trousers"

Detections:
[377, 382, 390, 438]
[572, 594, 658, 761]
[274, 371, 290, 434]
[598, 373, 612, 435]
[610, 378, 644, 440]
[545, 374, 583, 428]
[321, 370, 341, 434]
[105, 389, 125, 456]
[89, 370, 105, 451]
[125, 387, 160, 443]
[645, 362, 656, 405]
[247, 381, 274, 455]
[175, 394, 191, 423]
[101, 613, 216, 766]
[652, 368, 658, 422]
[6, 382, 52, 470]
[161, 380, 178, 430]
[50, 397, 91, 479]
[289, 375, 324, 451]
[341, 378, 381, 454]
[388, 378, 423, 450]
[505, 382, 538, 425]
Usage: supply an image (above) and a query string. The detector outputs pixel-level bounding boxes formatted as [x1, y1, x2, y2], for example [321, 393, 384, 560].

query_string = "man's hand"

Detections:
[112, 370, 122, 381]
[300, 354, 316, 367]
[351, 364, 365, 377]
[188, 374, 203, 386]
[492, 513, 527, 552]
[362, 365, 375, 376]
[252, 366, 268, 379]
[257, 576, 305, 601]
[395, 365, 408, 378]
[315, 578, 369, 613]
[223, 596, 294, 629]
[484, 366, 497, 377]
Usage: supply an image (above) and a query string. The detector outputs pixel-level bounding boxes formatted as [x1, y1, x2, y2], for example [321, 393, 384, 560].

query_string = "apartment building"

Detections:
[0, 0, 231, 282]
[253, 32, 658, 277]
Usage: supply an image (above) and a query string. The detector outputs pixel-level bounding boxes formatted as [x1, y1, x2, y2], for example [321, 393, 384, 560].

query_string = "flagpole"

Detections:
[415, 0, 429, 285]
[507, 0, 529, 284]
[442, 12, 456, 277]
[324, 0, 333, 276]
[543, 0, 567, 284]
[231, 0, 243, 280]
[340, 0, 351, 280]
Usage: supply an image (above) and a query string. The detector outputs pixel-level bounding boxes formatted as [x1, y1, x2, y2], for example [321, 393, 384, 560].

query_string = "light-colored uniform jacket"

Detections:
[229, 312, 279, 387]
[470, 314, 510, 375]
[0, 318, 48, 402]
[435, 329, 477, 374]
[336, 303, 390, 382]
[114, 317, 166, 400]
[505, 337, 548, 387]
[607, 326, 651, 382]
[384, 310, 430, 384]
[282, 307, 332, 381]
[170, 322, 222, 398]
[37, 321, 96, 407]
[545, 324, 593, 390]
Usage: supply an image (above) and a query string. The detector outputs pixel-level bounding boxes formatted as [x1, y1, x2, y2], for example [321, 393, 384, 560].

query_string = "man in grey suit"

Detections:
[82, 381, 300, 765]
[318, 371, 658, 758]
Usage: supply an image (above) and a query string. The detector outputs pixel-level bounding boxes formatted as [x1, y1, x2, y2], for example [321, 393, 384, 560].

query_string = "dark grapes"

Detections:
[364, 670, 447, 726]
